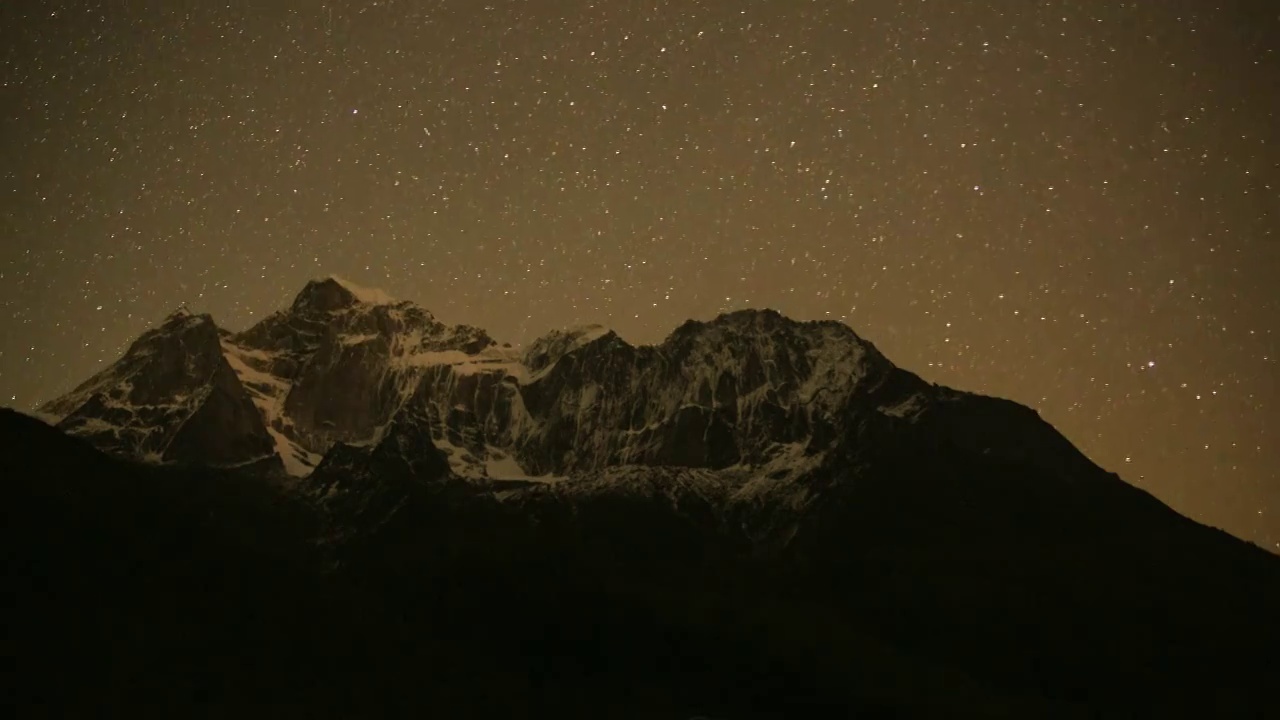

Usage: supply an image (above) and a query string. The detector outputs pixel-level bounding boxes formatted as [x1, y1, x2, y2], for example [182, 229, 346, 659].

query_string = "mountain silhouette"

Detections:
[10, 278, 1279, 718]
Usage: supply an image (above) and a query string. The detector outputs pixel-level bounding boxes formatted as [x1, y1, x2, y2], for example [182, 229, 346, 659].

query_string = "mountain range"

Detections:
[9, 276, 1279, 718]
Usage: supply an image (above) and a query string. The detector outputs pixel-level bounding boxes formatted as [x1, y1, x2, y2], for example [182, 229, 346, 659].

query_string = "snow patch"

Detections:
[396, 347, 527, 380]
[484, 450, 564, 483]
[69, 416, 125, 437]
[267, 425, 322, 476]
[220, 339, 318, 476]
[563, 323, 610, 345]
[432, 437, 486, 480]
[327, 275, 397, 306]
[27, 410, 62, 425]
[881, 392, 927, 420]
[339, 332, 381, 347]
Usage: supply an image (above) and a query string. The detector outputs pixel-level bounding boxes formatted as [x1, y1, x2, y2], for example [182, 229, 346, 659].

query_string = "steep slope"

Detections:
[223, 277, 500, 475]
[39, 309, 275, 467]
[508, 310, 893, 475]
[40, 277, 503, 475]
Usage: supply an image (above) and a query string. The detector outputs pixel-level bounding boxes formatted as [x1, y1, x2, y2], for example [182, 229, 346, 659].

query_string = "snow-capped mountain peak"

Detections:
[43, 280, 940, 488]
[522, 323, 615, 374]
[290, 276, 398, 314]
[38, 305, 275, 467]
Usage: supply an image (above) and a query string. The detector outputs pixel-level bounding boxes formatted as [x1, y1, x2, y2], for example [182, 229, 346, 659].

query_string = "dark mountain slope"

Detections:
[782, 392, 1280, 715]
[7, 408, 1010, 718]
[4, 410, 321, 712]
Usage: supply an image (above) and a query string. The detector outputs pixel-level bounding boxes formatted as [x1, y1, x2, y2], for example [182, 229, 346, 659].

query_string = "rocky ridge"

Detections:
[42, 276, 937, 492]
[38, 276, 1155, 558]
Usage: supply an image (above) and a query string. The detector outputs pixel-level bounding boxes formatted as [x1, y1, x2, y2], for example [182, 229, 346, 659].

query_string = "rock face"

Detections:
[41, 277, 921, 487]
[42, 309, 275, 467]
[41, 277, 494, 474]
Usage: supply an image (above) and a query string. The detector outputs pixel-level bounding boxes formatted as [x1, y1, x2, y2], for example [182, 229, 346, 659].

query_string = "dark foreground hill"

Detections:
[6, 405, 1278, 719]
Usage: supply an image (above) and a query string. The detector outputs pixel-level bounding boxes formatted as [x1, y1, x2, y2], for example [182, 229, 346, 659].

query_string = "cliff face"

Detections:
[42, 278, 921, 486]
[41, 309, 275, 467]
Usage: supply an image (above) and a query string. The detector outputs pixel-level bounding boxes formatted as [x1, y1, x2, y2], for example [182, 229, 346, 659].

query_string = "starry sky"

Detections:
[2, 1, 1276, 549]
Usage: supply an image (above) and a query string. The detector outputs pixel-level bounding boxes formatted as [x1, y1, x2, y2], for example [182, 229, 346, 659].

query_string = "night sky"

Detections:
[2, 1, 1276, 549]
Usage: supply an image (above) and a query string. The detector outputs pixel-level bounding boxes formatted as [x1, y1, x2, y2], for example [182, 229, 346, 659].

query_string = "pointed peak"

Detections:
[661, 308, 869, 354]
[710, 307, 788, 326]
[529, 323, 614, 349]
[158, 305, 216, 332]
[522, 323, 616, 371]
[292, 276, 396, 313]
[702, 307, 860, 337]
[558, 323, 612, 342]
[327, 275, 397, 305]
[661, 309, 782, 343]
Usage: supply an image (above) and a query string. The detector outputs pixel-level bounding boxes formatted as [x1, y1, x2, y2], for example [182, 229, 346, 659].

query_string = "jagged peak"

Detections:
[664, 308, 794, 344]
[558, 323, 612, 342]
[155, 306, 217, 334]
[526, 323, 614, 349]
[714, 307, 787, 323]
[708, 307, 850, 333]
[327, 275, 397, 305]
[521, 323, 617, 372]
[666, 308, 864, 343]
[291, 276, 397, 313]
